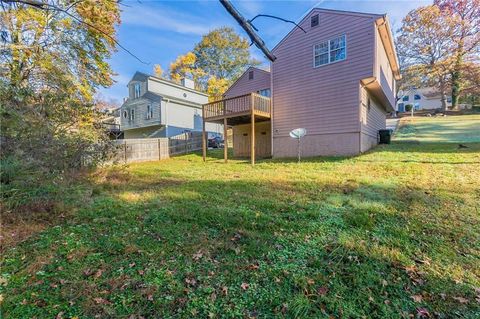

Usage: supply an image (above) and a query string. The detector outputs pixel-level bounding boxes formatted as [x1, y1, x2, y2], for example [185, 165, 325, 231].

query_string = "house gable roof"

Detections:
[272, 8, 383, 53]
[271, 8, 400, 80]
[224, 66, 271, 96]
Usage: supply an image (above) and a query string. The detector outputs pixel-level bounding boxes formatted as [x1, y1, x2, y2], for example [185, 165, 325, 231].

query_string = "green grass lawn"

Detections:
[395, 114, 480, 143]
[2, 115, 480, 318]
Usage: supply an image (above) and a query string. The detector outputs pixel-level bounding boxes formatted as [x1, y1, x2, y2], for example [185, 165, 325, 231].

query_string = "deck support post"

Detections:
[202, 107, 206, 162]
[250, 94, 255, 166]
[223, 118, 228, 163]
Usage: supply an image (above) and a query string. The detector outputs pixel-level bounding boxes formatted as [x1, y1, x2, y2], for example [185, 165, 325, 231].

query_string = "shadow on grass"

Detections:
[2, 171, 478, 318]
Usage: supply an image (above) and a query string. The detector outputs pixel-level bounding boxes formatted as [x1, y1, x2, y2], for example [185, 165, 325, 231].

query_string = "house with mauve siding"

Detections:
[202, 8, 400, 163]
[224, 67, 271, 99]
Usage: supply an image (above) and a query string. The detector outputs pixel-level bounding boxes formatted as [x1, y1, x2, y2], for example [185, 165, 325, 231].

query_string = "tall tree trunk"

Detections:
[451, 39, 465, 110]
[451, 56, 463, 109]
[440, 80, 448, 111]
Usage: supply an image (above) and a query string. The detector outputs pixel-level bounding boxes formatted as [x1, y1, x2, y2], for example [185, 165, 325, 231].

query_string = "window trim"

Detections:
[313, 34, 347, 68]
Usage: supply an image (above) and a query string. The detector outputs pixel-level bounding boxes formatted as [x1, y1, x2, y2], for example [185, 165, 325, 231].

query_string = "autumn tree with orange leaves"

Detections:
[397, 0, 479, 110]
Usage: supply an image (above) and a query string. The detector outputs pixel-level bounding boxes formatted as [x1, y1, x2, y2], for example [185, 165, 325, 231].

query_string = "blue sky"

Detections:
[99, 0, 430, 104]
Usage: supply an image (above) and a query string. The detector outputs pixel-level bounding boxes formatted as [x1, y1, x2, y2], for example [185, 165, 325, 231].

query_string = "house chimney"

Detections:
[181, 78, 195, 89]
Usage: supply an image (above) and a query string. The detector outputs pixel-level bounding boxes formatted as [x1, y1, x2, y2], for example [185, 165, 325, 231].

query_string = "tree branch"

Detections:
[2, 0, 149, 65]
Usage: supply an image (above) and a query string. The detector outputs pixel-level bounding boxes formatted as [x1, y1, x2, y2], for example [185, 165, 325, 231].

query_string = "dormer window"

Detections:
[248, 71, 254, 80]
[311, 14, 319, 27]
[134, 83, 141, 98]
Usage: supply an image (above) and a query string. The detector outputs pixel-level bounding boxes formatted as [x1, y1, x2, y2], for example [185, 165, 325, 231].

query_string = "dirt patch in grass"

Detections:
[0, 200, 69, 252]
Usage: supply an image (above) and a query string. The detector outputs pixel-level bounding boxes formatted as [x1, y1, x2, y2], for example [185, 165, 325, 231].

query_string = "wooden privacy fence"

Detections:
[112, 132, 203, 164]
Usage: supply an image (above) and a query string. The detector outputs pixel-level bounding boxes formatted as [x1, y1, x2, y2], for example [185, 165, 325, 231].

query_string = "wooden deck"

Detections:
[201, 93, 271, 166]
[202, 93, 271, 125]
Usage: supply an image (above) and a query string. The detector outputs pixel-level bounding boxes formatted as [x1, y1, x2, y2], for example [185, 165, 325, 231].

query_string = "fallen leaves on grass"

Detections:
[192, 250, 204, 261]
[93, 297, 111, 305]
[317, 286, 328, 296]
[241, 282, 249, 290]
[452, 296, 469, 304]
[411, 295, 423, 303]
[221, 286, 228, 296]
[185, 277, 197, 287]
[416, 307, 430, 318]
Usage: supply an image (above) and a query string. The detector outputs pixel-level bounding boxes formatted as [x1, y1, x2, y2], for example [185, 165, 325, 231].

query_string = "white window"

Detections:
[314, 34, 346, 67]
[146, 104, 153, 119]
[134, 83, 141, 98]
[130, 109, 135, 121]
[123, 110, 128, 118]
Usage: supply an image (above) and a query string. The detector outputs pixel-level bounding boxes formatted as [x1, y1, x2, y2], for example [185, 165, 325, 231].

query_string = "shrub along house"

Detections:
[121, 72, 222, 139]
[202, 8, 401, 164]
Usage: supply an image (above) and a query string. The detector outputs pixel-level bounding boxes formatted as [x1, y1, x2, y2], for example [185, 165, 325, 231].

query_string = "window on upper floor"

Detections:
[314, 34, 346, 67]
[134, 83, 141, 98]
[130, 109, 135, 121]
[311, 14, 319, 27]
[146, 104, 153, 120]
[403, 96, 409, 102]
[248, 71, 254, 80]
[258, 89, 271, 97]
[414, 94, 421, 100]
[123, 110, 128, 119]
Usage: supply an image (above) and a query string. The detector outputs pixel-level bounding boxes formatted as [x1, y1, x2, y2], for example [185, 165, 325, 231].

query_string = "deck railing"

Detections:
[203, 93, 271, 119]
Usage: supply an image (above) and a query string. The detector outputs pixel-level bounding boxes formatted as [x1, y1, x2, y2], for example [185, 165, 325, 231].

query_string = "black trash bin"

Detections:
[378, 129, 392, 144]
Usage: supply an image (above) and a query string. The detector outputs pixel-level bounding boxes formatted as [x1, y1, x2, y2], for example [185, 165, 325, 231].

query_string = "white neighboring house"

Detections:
[396, 87, 452, 112]
[120, 72, 222, 139]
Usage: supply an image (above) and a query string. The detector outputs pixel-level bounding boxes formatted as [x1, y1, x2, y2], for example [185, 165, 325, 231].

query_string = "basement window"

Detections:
[248, 71, 254, 80]
[311, 14, 319, 27]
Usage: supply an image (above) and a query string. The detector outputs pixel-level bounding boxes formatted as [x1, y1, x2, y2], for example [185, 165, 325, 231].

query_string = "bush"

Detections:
[0, 82, 113, 211]
[405, 104, 413, 112]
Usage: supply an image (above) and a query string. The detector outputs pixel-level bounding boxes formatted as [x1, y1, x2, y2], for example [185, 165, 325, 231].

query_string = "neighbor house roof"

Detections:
[127, 71, 208, 97]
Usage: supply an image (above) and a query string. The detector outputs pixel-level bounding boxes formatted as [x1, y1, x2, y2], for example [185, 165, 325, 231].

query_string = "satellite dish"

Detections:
[289, 128, 306, 139]
[289, 128, 307, 162]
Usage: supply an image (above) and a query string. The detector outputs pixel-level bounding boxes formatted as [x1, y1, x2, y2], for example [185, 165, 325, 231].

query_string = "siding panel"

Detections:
[224, 67, 270, 98]
[272, 10, 376, 148]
